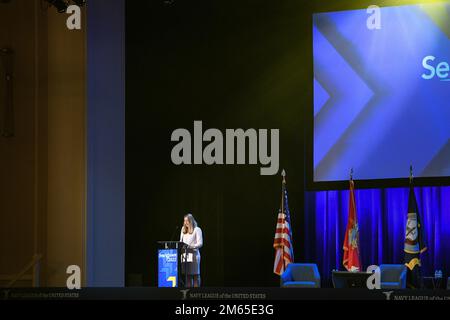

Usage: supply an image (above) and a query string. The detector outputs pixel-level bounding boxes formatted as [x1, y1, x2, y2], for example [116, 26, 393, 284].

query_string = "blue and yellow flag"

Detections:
[404, 185, 427, 289]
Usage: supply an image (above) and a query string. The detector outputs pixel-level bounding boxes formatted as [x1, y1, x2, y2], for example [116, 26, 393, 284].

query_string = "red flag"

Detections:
[343, 179, 361, 272]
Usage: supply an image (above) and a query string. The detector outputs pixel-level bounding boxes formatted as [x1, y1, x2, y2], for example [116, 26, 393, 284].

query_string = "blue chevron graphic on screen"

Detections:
[313, 2, 450, 182]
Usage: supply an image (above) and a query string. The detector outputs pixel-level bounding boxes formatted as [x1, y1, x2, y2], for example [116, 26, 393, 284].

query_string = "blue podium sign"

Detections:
[158, 249, 178, 287]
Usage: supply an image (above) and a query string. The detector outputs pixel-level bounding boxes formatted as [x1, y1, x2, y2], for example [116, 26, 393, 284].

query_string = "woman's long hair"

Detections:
[183, 213, 198, 234]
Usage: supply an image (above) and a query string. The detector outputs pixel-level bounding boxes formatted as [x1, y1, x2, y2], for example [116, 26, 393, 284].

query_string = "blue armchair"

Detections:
[280, 263, 321, 288]
[380, 264, 407, 289]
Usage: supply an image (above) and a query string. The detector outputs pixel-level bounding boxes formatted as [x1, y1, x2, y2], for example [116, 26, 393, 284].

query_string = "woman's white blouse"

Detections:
[180, 227, 203, 250]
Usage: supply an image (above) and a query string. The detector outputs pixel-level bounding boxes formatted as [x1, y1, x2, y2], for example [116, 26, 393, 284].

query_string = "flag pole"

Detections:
[281, 169, 286, 211]
[409, 163, 413, 184]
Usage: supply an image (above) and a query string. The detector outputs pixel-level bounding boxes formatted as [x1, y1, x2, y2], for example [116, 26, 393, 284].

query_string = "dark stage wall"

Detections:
[125, 1, 312, 286]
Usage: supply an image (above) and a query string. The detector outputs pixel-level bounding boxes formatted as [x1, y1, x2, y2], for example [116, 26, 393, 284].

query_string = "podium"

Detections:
[157, 241, 187, 288]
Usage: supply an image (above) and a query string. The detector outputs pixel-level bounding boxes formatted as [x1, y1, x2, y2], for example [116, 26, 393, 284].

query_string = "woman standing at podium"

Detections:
[180, 213, 203, 287]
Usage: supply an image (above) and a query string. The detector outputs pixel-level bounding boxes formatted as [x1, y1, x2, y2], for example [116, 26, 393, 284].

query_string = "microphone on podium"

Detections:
[170, 225, 179, 241]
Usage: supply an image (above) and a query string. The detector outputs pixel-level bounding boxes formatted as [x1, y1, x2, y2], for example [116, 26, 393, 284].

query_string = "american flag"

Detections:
[273, 170, 294, 276]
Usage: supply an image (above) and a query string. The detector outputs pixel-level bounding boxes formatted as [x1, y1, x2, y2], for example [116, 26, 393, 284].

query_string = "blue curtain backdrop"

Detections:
[304, 187, 450, 287]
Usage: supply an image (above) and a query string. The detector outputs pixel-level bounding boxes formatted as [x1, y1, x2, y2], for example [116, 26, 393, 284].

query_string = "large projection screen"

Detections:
[313, 2, 450, 184]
